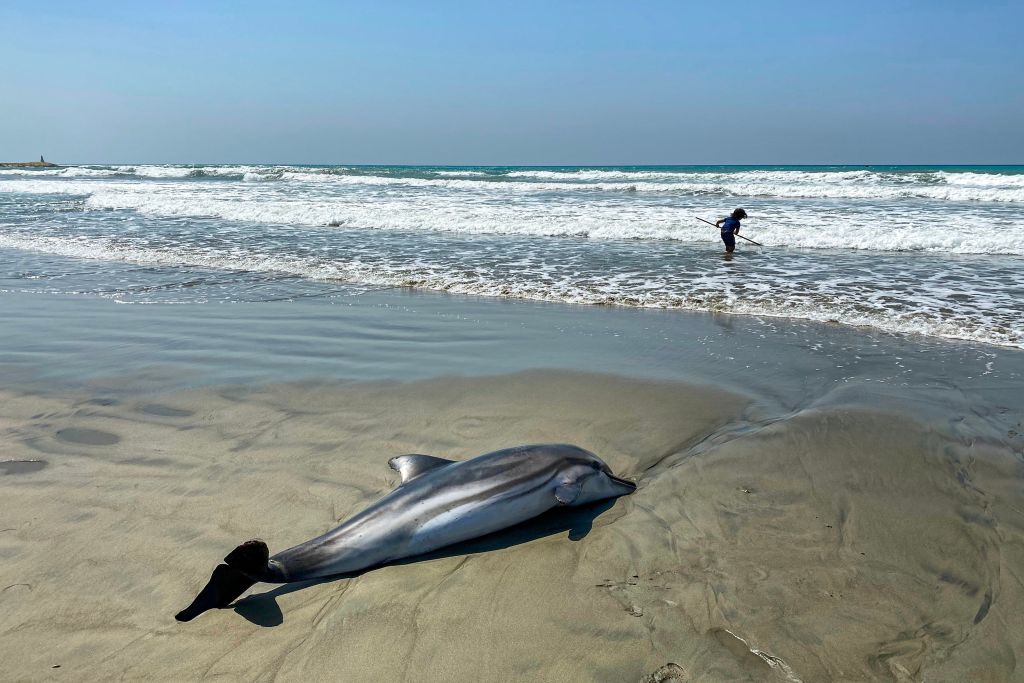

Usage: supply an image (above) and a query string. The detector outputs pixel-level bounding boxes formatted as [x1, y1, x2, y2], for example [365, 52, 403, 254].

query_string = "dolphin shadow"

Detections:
[230, 498, 618, 627]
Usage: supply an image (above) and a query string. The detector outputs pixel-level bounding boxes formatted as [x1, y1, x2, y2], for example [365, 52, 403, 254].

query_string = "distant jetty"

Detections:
[0, 160, 60, 168]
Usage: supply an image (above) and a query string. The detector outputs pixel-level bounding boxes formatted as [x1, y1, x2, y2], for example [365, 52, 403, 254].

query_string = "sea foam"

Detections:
[2, 163, 1023, 348]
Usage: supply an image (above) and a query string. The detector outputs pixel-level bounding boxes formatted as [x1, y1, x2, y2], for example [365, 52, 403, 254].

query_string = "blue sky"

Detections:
[2, 1, 1021, 164]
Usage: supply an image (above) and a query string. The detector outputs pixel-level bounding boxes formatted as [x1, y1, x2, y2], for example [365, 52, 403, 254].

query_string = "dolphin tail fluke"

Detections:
[174, 563, 255, 622]
[174, 540, 269, 622]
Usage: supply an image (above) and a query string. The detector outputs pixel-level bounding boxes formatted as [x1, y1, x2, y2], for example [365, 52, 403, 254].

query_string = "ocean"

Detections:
[1, 164, 1022, 348]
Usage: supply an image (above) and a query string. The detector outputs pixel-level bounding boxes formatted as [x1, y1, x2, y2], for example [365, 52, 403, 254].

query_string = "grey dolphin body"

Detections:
[176, 444, 635, 621]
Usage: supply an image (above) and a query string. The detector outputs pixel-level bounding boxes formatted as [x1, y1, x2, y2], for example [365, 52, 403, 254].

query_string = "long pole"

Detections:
[695, 217, 764, 247]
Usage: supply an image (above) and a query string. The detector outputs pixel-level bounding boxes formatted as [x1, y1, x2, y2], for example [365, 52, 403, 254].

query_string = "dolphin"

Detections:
[175, 443, 635, 621]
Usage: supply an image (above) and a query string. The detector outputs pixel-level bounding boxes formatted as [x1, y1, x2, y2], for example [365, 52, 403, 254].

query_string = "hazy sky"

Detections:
[3, 1, 1021, 164]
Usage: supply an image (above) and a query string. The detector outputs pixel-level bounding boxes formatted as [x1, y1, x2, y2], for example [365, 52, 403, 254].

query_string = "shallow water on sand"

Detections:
[1, 271, 1021, 415]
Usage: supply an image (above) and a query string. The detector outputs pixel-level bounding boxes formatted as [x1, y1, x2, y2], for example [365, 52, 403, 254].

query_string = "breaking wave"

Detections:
[1, 163, 1022, 348]
[1, 165, 1022, 202]
[0, 230, 1020, 348]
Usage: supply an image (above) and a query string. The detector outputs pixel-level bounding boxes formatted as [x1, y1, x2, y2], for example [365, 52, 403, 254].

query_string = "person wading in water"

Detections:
[715, 208, 747, 253]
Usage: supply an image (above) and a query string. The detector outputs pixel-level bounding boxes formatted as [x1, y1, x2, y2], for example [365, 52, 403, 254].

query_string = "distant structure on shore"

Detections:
[0, 157, 59, 168]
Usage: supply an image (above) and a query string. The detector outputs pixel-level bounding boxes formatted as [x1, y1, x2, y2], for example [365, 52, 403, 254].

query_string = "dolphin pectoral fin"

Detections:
[175, 564, 256, 622]
[554, 482, 582, 505]
[388, 454, 457, 484]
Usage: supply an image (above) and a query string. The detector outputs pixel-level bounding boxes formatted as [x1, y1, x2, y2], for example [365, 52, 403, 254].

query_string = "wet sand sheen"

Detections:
[55, 427, 121, 446]
[1, 371, 1022, 681]
[0, 459, 47, 475]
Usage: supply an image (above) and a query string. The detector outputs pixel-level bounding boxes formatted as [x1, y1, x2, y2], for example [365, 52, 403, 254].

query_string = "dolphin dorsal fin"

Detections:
[388, 454, 456, 485]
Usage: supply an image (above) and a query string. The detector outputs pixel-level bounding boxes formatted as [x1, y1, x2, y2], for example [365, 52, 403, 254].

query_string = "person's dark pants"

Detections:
[721, 232, 736, 252]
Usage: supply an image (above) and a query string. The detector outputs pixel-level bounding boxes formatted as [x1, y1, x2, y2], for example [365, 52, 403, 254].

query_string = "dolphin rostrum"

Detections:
[175, 444, 636, 621]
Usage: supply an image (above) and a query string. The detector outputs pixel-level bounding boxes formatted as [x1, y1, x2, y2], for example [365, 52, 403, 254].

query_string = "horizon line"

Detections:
[21, 161, 1024, 168]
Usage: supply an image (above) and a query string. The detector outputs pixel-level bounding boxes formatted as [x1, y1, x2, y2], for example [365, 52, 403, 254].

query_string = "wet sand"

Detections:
[2, 368, 1023, 681]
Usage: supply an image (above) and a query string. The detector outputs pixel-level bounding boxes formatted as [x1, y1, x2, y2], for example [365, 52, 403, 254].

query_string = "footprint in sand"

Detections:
[640, 663, 688, 682]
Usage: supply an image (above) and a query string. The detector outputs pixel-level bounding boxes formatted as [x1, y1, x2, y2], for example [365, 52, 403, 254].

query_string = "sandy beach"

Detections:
[4, 0, 1022, 677]
[2, 284, 1023, 681]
